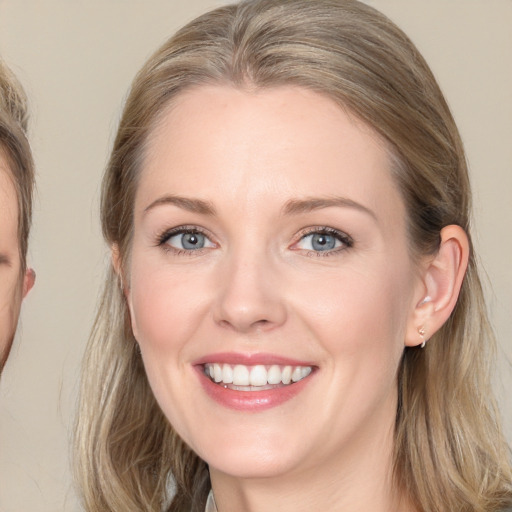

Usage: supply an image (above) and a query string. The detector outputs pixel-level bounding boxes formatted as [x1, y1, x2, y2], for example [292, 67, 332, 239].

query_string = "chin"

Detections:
[208, 452, 299, 480]
[194, 430, 307, 480]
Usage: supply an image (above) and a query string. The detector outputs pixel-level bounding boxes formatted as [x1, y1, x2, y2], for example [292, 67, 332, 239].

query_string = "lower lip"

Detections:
[195, 367, 314, 412]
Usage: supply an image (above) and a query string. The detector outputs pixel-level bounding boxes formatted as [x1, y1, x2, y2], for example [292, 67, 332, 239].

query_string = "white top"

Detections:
[203, 489, 512, 511]
[205, 489, 218, 512]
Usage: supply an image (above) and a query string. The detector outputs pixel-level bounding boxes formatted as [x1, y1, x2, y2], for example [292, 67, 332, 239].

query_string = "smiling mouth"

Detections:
[204, 363, 313, 391]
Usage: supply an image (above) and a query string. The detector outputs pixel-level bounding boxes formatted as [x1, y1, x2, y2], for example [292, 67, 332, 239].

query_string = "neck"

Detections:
[209, 400, 416, 512]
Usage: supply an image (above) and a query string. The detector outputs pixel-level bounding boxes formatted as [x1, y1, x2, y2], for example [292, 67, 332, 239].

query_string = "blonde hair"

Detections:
[75, 1, 512, 511]
[0, 58, 34, 272]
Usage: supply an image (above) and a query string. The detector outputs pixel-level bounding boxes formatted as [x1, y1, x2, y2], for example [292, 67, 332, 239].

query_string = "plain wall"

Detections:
[0, 1, 510, 510]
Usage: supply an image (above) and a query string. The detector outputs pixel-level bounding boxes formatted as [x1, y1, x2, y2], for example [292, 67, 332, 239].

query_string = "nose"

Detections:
[212, 249, 287, 334]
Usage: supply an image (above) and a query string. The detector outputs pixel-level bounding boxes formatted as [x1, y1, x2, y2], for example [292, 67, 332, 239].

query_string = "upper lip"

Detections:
[192, 352, 315, 367]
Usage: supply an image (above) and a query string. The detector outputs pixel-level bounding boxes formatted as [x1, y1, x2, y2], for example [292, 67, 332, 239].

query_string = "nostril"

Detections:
[213, 273, 287, 332]
[253, 319, 270, 328]
[218, 317, 271, 331]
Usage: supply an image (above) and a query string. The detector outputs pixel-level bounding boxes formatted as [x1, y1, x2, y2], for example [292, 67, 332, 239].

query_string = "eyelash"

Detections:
[155, 225, 353, 257]
[292, 226, 353, 257]
[156, 225, 215, 256]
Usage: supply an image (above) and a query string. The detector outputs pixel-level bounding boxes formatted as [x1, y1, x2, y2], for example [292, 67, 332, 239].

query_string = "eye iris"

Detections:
[311, 233, 336, 251]
[182, 233, 204, 249]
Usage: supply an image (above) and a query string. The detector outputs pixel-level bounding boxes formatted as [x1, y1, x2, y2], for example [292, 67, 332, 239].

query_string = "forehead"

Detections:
[137, 85, 403, 224]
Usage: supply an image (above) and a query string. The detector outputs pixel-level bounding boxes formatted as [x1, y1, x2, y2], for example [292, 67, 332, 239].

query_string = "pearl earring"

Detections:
[418, 327, 426, 348]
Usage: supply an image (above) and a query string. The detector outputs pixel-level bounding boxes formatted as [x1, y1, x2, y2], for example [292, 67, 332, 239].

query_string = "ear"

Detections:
[111, 243, 137, 336]
[111, 243, 128, 295]
[22, 267, 35, 298]
[405, 225, 469, 347]
[112, 243, 122, 275]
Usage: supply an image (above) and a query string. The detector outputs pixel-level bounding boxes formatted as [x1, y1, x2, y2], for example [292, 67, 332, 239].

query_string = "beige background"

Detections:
[0, 1, 511, 510]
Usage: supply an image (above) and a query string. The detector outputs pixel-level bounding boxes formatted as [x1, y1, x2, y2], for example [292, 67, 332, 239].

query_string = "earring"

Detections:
[418, 327, 426, 348]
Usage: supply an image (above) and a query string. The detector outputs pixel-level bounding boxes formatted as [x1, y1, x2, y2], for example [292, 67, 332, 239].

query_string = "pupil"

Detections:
[182, 233, 204, 249]
[312, 234, 335, 251]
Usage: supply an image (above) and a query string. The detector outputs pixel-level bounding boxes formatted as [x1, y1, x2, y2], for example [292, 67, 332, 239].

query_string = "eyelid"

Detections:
[156, 225, 217, 255]
[290, 226, 353, 254]
[154, 224, 352, 256]
[157, 225, 211, 244]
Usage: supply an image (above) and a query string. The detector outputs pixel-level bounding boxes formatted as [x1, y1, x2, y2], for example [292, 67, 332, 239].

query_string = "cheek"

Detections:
[294, 258, 413, 368]
[127, 258, 209, 356]
[126, 259, 206, 429]
[288, 260, 414, 443]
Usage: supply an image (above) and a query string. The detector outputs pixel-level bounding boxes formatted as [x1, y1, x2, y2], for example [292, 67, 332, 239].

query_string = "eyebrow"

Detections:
[0, 254, 11, 266]
[142, 194, 376, 221]
[283, 196, 377, 221]
[144, 195, 216, 216]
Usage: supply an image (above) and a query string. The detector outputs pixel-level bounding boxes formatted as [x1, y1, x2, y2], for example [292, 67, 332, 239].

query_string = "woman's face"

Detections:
[0, 158, 33, 371]
[125, 86, 423, 480]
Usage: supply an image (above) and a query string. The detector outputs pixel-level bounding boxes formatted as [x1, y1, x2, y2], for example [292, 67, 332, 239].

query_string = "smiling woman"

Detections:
[74, 1, 512, 511]
[0, 59, 35, 373]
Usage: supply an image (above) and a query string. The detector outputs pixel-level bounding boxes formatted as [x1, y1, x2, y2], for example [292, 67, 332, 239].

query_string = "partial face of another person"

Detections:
[0, 155, 34, 370]
[124, 86, 425, 480]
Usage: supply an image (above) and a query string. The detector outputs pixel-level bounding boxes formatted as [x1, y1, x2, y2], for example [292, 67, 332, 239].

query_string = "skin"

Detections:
[0, 157, 34, 372]
[122, 85, 467, 512]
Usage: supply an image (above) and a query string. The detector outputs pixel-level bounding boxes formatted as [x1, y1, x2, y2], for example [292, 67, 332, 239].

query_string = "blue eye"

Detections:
[164, 230, 215, 251]
[295, 229, 351, 253]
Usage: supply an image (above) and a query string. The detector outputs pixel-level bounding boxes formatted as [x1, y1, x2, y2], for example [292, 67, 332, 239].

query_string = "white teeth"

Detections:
[205, 363, 313, 388]
[301, 366, 312, 379]
[291, 366, 303, 382]
[267, 365, 282, 385]
[249, 365, 267, 386]
[281, 366, 292, 385]
[213, 363, 222, 383]
[232, 365, 250, 386]
[222, 364, 233, 384]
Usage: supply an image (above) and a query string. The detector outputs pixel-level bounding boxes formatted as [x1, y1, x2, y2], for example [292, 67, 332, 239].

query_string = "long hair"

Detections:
[0, 58, 34, 273]
[75, 1, 512, 510]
